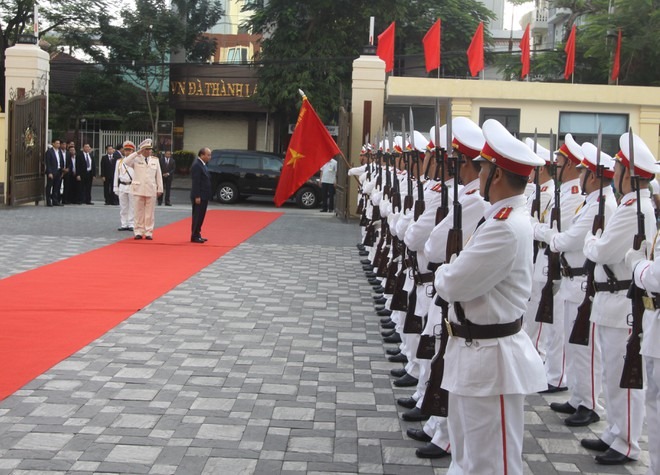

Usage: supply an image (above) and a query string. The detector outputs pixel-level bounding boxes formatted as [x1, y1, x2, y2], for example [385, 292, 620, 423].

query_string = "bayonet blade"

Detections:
[596, 123, 602, 174]
[628, 126, 636, 178]
[445, 103, 452, 158]
[434, 99, 441, 152]
[533, 128, 538, 154]
[408, 107, 416, 151]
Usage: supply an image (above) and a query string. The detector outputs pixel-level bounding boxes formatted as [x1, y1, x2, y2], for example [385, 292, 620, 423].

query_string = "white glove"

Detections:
[540, 222, 558, 245]
[584, 228, 602, 247]
[552, 280, 561, 296]
[448, 253, 458, 264]
[625, 241, 648, 271]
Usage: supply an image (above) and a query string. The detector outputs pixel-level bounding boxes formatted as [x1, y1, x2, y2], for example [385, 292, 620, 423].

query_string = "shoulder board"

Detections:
[541, 185, 548, 192]
[430, 183, 443, 192]
[571, 185, 579, 194]
[466, 189, 478, 195]
[624, 198, 637, 207]
[494, 207, 513, 220]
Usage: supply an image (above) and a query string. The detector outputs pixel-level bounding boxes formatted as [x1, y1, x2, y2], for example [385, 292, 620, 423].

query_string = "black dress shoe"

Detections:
[365, 272, 378, 278]
[377, 309, 392, 317]
[381, 321, 396, 330]
[360, 259, 371, 265]
[191, 237, 205, 243]
[373, 286, 385, 293]
[200, 238, 208, 242]
[383, 333, 402, 344]
[381, 329, 396, 337]
[374, 297, 387, 305]
[374, 295, 385, 301]
[363, 265, 374, 271]
[595, 448, 633, 465]
[165, 203, 172, 206]
[368, 278, 380, 285]
[390, 367, 407, 378]
[549, 401, 576, 415]
[359, 250, 369, 256]
[581, 438, 609, 452]
[388, 353, 407, 363]
[393, 373, 418, 387]
[375, 305, 385, 312]
[380, 317, 393, 324]
[357, 243, 365, 250]
[401, 406, 429, 421]
[416, 443, 449, 459]
[538, 384, 568, 394]
[406, 428, 432, 442]
[145, 236, 153, 240]
[134, 235, 143, 240]
[398, 398, 418, 410]
[565, 405, 600, 427]
[385, 348, 401, 356]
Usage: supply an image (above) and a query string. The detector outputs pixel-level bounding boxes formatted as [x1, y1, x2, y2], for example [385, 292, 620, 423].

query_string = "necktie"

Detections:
[59, 151, 64, 168]
[145, 157, 149, 164]
[86, 154, 90, 169]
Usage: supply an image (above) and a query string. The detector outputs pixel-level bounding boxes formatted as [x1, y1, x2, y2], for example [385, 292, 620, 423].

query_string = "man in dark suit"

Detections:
[101, 145, 117, 205]
[76, 143, 96, 204]
[45, 138, 63, 206]
[158, 150, 176, 206]
[190, 147, 212, 243]
[64, 144, 79, 204]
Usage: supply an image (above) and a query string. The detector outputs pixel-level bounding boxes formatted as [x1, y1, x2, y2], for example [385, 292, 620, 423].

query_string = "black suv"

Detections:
[207, 149, 321, 208]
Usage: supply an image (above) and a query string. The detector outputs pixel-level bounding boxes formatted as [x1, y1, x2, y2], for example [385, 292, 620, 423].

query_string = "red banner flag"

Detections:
[520, 24, 531, 79]
[274, 96, 341, 207]
[467, 22, 484, 77]
[611, 28, 622, 82]
[377, 22, 395, 73]
[423, 19, 441, 73]
[564, 24, 576, 80]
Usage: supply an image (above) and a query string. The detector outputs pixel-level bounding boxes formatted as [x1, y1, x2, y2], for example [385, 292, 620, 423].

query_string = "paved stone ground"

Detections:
[0, 185, 649, 474]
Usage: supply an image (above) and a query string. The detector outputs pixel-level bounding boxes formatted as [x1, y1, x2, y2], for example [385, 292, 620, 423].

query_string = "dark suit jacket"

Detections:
[45, 147, 59, 175]
[159, 156, 177, 178]
[76, 151, 96, 179]
[190, 157, 212, 201]
[65, 153, 77, 177]
[101, 154, 116, 179]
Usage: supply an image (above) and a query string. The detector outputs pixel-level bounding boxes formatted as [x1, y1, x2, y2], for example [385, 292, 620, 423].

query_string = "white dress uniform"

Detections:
[535, 144, 617, 417]
[113, 142, 136, 230]
[631, 230, 660, 475]
[123, 140, 164, 239]
[435, 119, 546, 475]
[583, 132, 659, 462]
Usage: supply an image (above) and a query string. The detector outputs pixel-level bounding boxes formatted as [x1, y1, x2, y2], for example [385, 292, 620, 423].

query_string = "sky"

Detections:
[504, 0, 534, 31]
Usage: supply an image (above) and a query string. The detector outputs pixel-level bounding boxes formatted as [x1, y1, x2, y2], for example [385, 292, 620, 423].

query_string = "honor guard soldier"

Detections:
[522, 139, 554, 358]
[536, 142, 617, 426]
[434, 119, 546, 475]
[540, 133, 584, 393]
[581, 132, 659, 465]
[113, 141, 136, 231]
[626, 139, 660, 475]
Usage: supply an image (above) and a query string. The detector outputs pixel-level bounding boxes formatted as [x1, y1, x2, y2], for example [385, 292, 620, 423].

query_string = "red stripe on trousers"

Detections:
[500, 395, 508, 475]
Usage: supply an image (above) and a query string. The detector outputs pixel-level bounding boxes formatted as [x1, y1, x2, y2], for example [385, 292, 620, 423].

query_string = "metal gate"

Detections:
[7, 95, 47, 205]
[335, 106, 350, 221]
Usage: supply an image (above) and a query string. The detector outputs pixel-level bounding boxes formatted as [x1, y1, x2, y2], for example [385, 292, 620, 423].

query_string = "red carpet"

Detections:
[0, 210, 281, 400]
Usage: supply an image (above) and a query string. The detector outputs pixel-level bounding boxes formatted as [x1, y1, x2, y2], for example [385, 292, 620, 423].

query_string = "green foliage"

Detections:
[173, 150, 195, 173]
[243, 0, 495, 125]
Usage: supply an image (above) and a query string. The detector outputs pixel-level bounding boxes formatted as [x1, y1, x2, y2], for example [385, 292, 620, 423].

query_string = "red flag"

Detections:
[611, 28, 622, 82]
[564, 24, 576, 80]
[467, 22, 484, 77]
[520, 24, 531, 79]
[423, 19, 441, 73]
[377, 22, 395, 73]
[274, 96, 341, 207]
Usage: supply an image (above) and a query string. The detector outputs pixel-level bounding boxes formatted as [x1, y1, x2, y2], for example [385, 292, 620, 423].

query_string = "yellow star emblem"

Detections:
[286, 149, 304, 167]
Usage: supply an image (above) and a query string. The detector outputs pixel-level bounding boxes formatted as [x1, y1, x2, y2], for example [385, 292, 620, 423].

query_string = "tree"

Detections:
[0, 0, 106, 104]
[77, 0, 223, 137]
[244, 0, 494, 131]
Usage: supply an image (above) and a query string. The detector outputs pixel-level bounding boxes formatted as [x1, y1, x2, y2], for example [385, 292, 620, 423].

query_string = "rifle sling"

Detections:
[594, 280, 632, 293]
[414, 272, 434, 285]
[559, 254, 587, 278]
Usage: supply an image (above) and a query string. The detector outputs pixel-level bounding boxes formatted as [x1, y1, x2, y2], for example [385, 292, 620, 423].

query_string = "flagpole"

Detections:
[437, 18, 440, 79]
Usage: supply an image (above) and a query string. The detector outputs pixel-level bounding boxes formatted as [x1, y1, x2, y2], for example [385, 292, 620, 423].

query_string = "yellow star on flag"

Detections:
[286, 149, 305, 167]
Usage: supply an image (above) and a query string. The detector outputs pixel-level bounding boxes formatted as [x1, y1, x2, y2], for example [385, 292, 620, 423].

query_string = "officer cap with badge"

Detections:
[615, 132, 660, 179]
[452, 117, 485, 160]
[138, 139, 153, 152]
[122, 140, 136, 151]
[476, 119, 545, 177]
[578, 142, 616, 179]
[556, 133, 584, 165]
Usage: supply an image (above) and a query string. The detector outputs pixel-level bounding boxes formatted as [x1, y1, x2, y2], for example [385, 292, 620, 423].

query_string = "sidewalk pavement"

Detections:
[0, 201, 649, 474]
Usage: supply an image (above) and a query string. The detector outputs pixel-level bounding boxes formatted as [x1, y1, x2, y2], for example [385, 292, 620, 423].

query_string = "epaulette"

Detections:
[430, 183, 443, 193]
[624, 198, 637, 206]
[466, 189, 478, 195]
[541, 185, 548, 192]
[494, 207, 513, 220]
[571, 185, 579, 194]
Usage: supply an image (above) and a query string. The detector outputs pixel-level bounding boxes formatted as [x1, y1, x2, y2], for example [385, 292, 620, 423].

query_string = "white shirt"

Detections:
[320, 158, 337, 184]
[632, 228, 660, 358]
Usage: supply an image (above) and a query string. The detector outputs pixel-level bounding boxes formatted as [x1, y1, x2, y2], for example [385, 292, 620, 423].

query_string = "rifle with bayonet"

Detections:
[531, 129, 542, 263]
[621, 127, 645, 389]
[535, 133, 561, 325]
[435, 105, 450, 226]
[570, 126, 605, 346]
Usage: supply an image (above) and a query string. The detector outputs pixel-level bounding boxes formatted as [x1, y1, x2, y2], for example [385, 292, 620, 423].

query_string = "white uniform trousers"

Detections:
[564, 300, 603, 412]
[413, 359, 432, 404]
[134, 195, 157, 237]
[544, 292, 567, 387]
[523, 283, 547, 360]
[646, 356, 660, 475]
[447, 392, 525, 475]
[597, 324, 645, 460]
[118, 191, 134, 228]
[403, 333, 421, 379]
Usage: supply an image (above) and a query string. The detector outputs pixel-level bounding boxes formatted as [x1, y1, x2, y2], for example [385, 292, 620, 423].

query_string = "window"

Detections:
[235, 155, 260, 169]
[226, 47, 248, 64]
[262, 156, 282, 172]
[479, 108, 521, 136]
[559, 112, 628, 155]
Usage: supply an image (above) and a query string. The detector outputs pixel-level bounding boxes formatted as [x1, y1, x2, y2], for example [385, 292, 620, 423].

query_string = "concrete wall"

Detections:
[182, 113, 273, 153]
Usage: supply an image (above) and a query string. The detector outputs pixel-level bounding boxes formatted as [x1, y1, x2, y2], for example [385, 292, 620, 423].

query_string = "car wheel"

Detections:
[216, 182, 239, 204]
[295, 187, 318, 209]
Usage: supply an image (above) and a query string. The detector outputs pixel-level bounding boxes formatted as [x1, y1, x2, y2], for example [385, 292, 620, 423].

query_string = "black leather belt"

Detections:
[643, 292, 660, 311]
[120, 181, 132, 185]
[594, 280, 632, 293]
[446, 317, 523, 340]
[561, 265, 587, 278]
[414, 272, 434, 285]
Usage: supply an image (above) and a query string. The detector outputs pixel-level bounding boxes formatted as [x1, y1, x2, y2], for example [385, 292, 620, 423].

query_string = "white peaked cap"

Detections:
[428, 124, 449, 150]
[452, 117, 485, 159]
[557, 133, 584, 165]
[616, 132, 660, 179]
[411, 130, 429, 152]
[579, 142, 615, 179]
[476, 119, 545, 177]
[524, 137, 552, 164]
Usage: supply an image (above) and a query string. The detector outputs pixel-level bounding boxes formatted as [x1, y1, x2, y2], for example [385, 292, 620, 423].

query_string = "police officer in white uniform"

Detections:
[581, 132, 659, 465]
[434, 119, 546, 475]
[113, 141, 136, 231]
